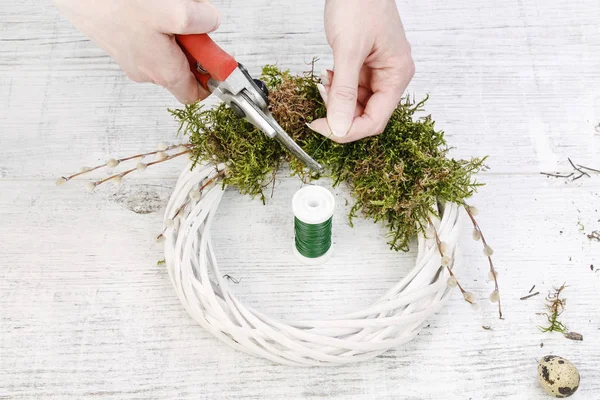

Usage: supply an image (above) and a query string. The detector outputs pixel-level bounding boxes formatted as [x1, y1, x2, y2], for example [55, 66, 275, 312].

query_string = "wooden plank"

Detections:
[1, 0, 600, 398]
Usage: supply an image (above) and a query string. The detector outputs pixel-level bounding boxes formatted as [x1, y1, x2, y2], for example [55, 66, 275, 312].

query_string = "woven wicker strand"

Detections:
[163, 161, 463, 366]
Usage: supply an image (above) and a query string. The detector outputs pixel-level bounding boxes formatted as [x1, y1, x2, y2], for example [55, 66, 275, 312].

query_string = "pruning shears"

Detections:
[176, 34, 323, 173]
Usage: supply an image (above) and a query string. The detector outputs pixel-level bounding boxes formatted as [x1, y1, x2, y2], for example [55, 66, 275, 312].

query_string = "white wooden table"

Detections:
[1, 1, 599, 398]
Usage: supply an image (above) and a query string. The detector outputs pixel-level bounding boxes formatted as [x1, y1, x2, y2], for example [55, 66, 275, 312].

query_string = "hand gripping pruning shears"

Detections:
[176, 34, 323, 173]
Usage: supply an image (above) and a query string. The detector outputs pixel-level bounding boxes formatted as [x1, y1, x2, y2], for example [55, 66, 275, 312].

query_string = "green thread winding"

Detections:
[294, 217, 332, 258]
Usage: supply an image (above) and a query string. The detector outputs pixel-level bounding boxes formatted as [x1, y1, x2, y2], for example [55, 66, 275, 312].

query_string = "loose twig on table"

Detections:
[541, 158, 599, 181]
[520, 292, 540, 300]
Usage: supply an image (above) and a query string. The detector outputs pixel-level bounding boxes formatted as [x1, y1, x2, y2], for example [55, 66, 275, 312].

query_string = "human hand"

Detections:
[53, 0, 220, 104]
[309, 0, 415, 143]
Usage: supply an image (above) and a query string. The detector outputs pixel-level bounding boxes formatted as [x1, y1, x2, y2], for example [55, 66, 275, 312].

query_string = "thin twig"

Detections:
[62, 163, 106, 181]
[568, 158, 590, 177]
[577, 164, 600, 173]
[540, 172, 574, 178]
[520, 292, 540, 300]
[223, 274, 242, 284]
[540, 159, 599, 181]
[199, 169, 226, 191]
[529, 284, 536, 294]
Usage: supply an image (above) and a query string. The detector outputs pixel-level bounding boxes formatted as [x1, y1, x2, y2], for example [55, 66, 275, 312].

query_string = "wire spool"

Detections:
[163, 161, 463, 366]
[292, 185, 335, 264]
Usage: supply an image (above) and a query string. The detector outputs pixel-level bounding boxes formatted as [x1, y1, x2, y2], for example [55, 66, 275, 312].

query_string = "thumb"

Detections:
[326, 49, 364, 137]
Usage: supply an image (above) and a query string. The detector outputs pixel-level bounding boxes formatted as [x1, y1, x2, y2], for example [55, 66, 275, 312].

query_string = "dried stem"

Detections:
[577, 164, 600, 173]
[62, 163, 106, 181]
[540, 158, 599, 181]
[520, 292, 540, 300]
[540, 172, 573, 178]
[568, 158, 590, 178]
[464, 204, 503, 319]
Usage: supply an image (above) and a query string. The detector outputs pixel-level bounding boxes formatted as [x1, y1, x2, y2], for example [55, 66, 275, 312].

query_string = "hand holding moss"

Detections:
[309, 0, 415, 143]
[53, 0, 221, 104]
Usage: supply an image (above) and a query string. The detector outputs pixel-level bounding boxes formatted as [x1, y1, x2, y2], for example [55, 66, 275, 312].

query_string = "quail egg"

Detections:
[538, 355, 580, 398]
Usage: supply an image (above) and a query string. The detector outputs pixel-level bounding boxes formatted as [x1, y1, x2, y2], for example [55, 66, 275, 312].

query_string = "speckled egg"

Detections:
[538, 355, 580, 398]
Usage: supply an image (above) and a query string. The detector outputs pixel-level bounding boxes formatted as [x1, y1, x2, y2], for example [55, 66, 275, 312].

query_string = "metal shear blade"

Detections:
[213, 74, 324, 173]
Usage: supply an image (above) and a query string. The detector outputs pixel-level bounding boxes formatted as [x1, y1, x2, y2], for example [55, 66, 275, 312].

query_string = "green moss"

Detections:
[169, 65, 487, 251]
[539, 283, 568, 334]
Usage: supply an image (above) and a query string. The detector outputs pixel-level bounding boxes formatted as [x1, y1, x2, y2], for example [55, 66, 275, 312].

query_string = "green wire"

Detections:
[294, 216, 332, 258]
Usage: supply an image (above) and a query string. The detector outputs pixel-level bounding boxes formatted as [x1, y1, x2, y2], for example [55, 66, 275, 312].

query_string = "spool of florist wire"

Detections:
[292, 185, 335, 264]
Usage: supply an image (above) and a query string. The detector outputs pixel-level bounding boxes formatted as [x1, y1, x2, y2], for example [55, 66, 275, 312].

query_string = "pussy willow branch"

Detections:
[92, 149, 191, 188]
[426, 216, 471, 302]
[157, 168, 226, 241]
[464, 204, 503, 319]
[60, 144, 193, 182]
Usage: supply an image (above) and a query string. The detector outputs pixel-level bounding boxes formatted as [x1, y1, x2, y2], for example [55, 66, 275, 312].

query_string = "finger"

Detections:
[330, 60, 414, 143]
[309, 96, 365, 138]
[321, 81, 372, 108]
[312, 79, 367, 138]
[147, 36, 211, 103]
[326, 46, 367, 137]
[321, 67, 371, 89]
[334, 89, 404, 143]
[152, 0, 221, 34]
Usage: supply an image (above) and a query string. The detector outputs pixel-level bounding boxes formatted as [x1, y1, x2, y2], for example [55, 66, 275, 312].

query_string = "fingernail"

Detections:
[320, 69, 330, 86]
[327, 112, 351, 137]
[317, 83, 328, 104]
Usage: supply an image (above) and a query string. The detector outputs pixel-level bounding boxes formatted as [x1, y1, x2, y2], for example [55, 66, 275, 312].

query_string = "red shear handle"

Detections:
[175, 34, 238, 90]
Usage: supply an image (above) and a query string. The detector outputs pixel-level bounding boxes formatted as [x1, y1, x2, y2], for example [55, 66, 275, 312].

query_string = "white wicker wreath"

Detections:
[162, 161, 463, 366]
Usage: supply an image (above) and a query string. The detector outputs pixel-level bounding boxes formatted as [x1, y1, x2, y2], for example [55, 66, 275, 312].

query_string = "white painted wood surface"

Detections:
[1, 0, 599, 398]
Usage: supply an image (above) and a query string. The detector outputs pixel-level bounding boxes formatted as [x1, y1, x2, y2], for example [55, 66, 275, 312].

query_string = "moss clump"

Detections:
[539, 283, 568, 334]
[169, 65, 487, 251]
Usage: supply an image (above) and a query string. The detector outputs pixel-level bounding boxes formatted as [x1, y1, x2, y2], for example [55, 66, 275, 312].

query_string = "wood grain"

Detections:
[1, 0, 599, 399]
